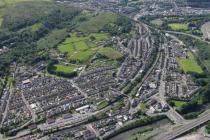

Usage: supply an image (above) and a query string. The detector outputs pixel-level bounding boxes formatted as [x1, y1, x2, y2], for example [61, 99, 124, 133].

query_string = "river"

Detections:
[109, 118, 171, 140]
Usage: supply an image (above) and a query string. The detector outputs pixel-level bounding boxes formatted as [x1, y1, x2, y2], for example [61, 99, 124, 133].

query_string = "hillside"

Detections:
[0, 0, 51, 6]
[0, 1, 133, 77]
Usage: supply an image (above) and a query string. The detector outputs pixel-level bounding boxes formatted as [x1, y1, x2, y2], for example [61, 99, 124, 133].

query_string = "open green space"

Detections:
[97, 100, 109, 110]
[90, 33, 110, 41]
[71, 49, 96, 63]
[168, 23, 189, 31]
[54, 64, 76, 74]
[112, 100, 125, 112]
[86, 59, 119, 71]
[77, 12, 117, 33]
[150, 19, 163, 27]
[30, 23, 42, 32]
[140, 102, 147, 112]
[58, 32, 111, 63]
[170, 100, 187, 108]
[177, 52, 203, 74]
[98, 47, 123, 60]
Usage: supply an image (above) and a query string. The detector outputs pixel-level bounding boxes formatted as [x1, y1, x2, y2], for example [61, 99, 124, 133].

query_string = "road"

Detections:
[164, 30, 210, 44]
[156, 111, 210, 140]
[156, 42, 185, 124]
[1, 84, 13, 127]
[21, 92, 36, 122]
[38, 106, 112, 131]
[70, 80, 88, 98]
[137, 44, 161, 94]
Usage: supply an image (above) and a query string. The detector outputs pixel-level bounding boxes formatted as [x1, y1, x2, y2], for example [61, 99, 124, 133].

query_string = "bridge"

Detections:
[156, 112, 210, 140]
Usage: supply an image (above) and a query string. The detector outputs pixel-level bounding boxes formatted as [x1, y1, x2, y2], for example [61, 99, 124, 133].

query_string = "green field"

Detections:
[177, 52, 203, 74]
[168, 23, 189, 31]
[170, 100, 187, 107]
[112, 100, 124, 112]
[30, 23, 42, 32]
[58, 32, 110, 63]
[54, 64, 76, 74]
[90, 33, 110, 41]
[150, 19, 163, 27]
[77, 12, 117, 33]
[98, 47, 123, 60]
[71, 49, 96, 63]
[97, 100, 109, 110]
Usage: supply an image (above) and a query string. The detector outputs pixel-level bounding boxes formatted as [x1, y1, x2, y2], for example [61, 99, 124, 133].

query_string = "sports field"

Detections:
[54, 64, 76, 74]
[168, 23, 189, 31]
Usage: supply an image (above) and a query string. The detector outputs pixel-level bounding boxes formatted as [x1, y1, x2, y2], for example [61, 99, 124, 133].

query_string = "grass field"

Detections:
[150, 19, 163, 27]
[97, 100, 109, 110]
[54, 64, 76, 73]
[170, 100, 187, 107]
[71, 49, 96, 62]
[112, 100, 124, 112]
[168, 23, 189, 31]
[90, 33, 110, 41]
[177, 52, 203, 74]
[98, 47, 123, 60]
[58, 32, 110, 63]
[30, 23, 42, 32]
[77, 12, 117, 33]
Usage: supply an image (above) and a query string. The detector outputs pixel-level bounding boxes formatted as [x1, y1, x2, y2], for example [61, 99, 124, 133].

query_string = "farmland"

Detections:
[58, 32, 111, 63]
[177, 52, 203, 74]
[77, 12, 118, 33]
[98, 47, 123, 60]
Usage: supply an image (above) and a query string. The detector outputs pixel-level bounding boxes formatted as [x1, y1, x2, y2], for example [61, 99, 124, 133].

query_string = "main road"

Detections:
[156, 111, 210, 140]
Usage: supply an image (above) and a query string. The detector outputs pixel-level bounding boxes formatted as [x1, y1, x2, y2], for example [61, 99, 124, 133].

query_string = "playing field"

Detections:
[177, 52, 203, 74]
[54, 64, 76, 74]
[168, 23, 189, 31]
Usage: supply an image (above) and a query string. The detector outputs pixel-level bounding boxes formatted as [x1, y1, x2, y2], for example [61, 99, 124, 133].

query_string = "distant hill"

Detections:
[187, 0, 210, 8]
[0, 0, 51, 7]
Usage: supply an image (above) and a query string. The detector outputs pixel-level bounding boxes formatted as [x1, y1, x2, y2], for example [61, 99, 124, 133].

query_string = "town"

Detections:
[0, 0, 210, 140]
